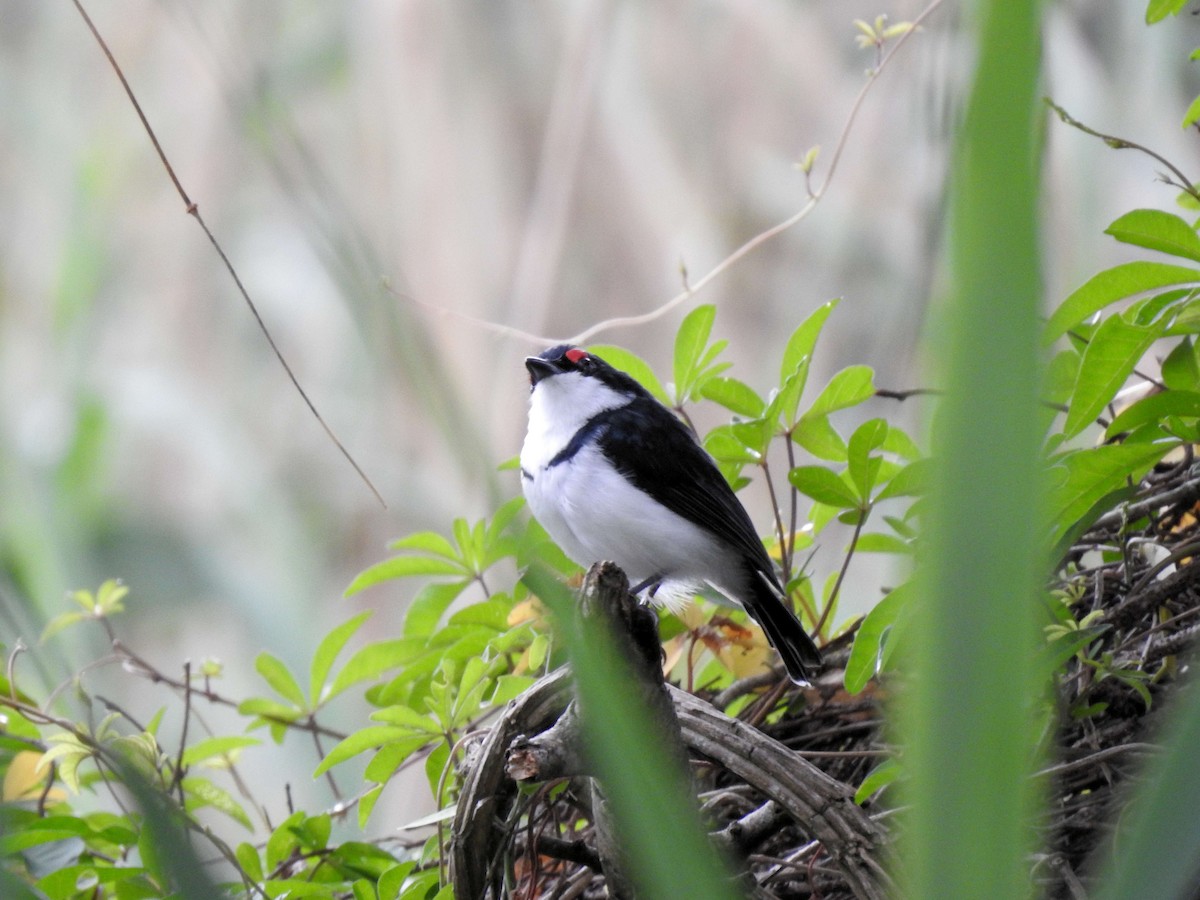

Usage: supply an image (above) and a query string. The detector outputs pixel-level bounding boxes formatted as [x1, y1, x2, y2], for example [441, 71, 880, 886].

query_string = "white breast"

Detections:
[531, 442, 726, 586]
[520, 372, 628, 471]
[521, 375, 732, 595]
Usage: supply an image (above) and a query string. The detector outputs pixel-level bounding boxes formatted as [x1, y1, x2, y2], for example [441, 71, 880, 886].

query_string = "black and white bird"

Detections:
[519, 344, 822, 682]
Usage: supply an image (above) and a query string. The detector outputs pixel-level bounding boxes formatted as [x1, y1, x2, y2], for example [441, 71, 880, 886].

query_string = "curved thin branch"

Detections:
[1046, 99, 1200, 202]
[71, 0, 386, 508]
[565, 0, 946, 346]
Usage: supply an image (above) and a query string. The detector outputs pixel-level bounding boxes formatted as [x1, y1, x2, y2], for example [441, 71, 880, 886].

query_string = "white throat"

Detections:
[520, 373, 629, 471]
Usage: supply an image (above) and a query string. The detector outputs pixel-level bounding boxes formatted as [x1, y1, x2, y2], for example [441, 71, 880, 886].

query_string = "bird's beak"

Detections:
[525, 356, 561, 386]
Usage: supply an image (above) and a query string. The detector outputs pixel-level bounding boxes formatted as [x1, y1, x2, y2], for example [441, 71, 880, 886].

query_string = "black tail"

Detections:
[745, 569, 822, 683]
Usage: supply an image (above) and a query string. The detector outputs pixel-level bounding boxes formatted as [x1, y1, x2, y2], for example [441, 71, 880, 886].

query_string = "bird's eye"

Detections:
[565, 348, 590, 368]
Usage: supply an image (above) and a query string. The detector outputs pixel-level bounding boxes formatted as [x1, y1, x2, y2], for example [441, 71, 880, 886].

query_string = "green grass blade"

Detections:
[524, 564, 738, 900]
[900, 0, 1046, 896]
[1091, 672, 1200, 898]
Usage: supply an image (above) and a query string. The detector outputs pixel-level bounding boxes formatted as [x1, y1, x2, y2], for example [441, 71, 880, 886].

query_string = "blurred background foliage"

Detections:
[1, 0, 1197, 825]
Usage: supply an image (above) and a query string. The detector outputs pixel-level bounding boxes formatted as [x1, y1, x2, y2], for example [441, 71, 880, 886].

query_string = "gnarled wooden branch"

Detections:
[449, 562, 889, 898]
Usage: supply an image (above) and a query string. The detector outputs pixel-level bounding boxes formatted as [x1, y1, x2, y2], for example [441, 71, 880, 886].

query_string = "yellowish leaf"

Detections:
[4, 751, 48, 801]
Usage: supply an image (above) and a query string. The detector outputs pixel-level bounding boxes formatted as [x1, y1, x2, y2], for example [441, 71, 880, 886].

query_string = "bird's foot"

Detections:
[629, 575, 664, 601]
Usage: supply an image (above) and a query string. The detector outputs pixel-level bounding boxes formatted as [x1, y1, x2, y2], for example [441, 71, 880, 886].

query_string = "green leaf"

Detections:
[1063, 315, 1161, 437]
[313, 727, 424, 777]
[845, 582, 911, 693]
[254, 653, 307, 710]
[856, 533, 913, 554]
[527, 633, 551, 671]
[344, 555, 468, 596]
[781, 300, 840, 379]
[40, 611, 89, 643]
[1044, 261, 1200, 342]
[180, 736, 260, 768]
[803, 366, 876, 418]
[882, 424, 922, 460]
[0, 816, 89, 854]
[698, 376, 765, 417]
[448, 596, 512, 631]
[370, 705, 444, 734]
[1146, 0, 1189, 23]
[789, 465, 860, 509]
[1126, 287, 1193, 327]
[673, 305, 718, 402]
[1186, 94, 1200, 129]
[1162, 337, 1200, 391]
[398, 870, 442, 900]
[454, 656, 490, 713]
[94, 579, 128, 616]
[485, 496, 526, 545]
[490, 674, 536, 705]
[1050, 442, 1175, 543]
[452, 517, 475, 567]
[236, 697, 303, 724]
[362, 738, 432, 785]
[704, 425, 761, 465]
[1104, 209, 1200, 263]
[1106, 390, 1200, 438]
[403, 581, 470, 639]
[377, 863, 417, 900]
[769, 358, 811, 429]
[36, 865, 145, 899]
[328, 639, 423, 699]
[792, 414, 847, 461]
[388, 531, 460, 561]
[310, 611, 373, 706]
[330, 841, 400, 880]
[236, 843, 263, 882]
[294, 812, 331, 851]
[855, 758, 901, 804]
[181, 777, 253, 830]
[265, 812, 304, 871]
[875, 458, 934, 501]
[1045, 347, 1082, 405]
[729, 417, 774, 458]
[259, 878, 341, 897]
[848, 419, 888, 498]
[588, 345, 669, 403]
[1091, 655, 1200, 898]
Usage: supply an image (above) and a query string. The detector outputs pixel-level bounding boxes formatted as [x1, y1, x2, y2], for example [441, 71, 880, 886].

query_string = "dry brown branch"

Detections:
[450, 563, 889, 899]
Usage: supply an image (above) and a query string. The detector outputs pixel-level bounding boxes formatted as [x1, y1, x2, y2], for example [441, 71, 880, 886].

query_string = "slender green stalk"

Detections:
[901, 1, 1045, 896]
[524, 565, 738, 900]
[1092, 672, 1200, 897]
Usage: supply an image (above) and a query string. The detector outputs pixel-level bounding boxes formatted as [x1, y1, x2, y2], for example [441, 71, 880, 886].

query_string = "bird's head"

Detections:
[525, 345, 593, 384]
[524, 345, 643, 417]
[525, 345, 636, 389]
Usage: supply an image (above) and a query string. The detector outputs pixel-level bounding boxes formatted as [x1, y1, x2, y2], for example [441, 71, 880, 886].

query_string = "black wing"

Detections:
[596, 396, 821, 680]
[594, 398, 779, 581]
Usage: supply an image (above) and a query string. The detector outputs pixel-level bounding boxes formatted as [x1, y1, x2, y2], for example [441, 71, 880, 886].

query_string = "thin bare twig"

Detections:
[371, 0, 944, 350]
[565, 0, 945, 346]
[111, 639, 349, 742]
[1046, 99, 1200, 203]
[814, 511, 866, 637]
[70, 0, 386, 508]
[170, 660, 191, 803]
